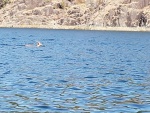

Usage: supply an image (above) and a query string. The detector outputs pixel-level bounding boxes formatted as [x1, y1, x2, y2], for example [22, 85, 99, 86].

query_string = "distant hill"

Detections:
[0, 0, 149, 28]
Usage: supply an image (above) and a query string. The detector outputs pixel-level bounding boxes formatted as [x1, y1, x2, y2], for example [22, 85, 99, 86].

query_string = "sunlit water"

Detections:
[0, 28, 150, 112]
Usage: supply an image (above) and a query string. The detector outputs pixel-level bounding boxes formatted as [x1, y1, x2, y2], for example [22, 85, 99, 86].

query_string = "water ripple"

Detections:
[0, 28, 150, 112]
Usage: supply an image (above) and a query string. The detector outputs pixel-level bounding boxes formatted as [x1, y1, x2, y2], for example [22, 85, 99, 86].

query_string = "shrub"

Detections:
[0, 0, 10, 8]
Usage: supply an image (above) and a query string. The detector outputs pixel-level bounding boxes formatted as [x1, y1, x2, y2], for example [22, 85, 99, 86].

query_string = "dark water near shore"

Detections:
[0, 28, 150, 112]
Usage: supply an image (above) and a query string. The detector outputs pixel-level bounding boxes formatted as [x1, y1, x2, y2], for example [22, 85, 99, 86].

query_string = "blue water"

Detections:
[0, 28, 150, 112]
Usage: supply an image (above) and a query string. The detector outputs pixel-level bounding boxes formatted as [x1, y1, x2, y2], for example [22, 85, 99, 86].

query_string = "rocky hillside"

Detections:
[0, 0, 150, 28]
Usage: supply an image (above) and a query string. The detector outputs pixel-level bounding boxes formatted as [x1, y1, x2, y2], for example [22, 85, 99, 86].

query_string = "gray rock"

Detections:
[138, 0, 149, 9]
[67, 7, 80, 15]
[57, 18, 64, 25]
[18, 3, 26, 11]
[25, 0, 44, 9]
[68, 18, 77, 25]
[125, 12, 132, 27]
[42, 5, 54, 16]
[123, 0, 131, 4]
[32, 9, 42, 15]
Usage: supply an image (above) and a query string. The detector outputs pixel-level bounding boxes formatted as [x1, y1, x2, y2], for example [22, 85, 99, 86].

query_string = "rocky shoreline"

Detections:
[0, 0, 150, 32]
[0, 24, 150, 32]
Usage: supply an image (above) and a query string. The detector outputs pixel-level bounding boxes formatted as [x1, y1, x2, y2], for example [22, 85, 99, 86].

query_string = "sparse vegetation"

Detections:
[0, 0, 149, 29]
[0, 0, 10, 8]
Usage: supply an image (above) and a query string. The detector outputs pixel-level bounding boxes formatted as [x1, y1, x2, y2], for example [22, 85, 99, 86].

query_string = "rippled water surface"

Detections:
[0, 28, 150, 112]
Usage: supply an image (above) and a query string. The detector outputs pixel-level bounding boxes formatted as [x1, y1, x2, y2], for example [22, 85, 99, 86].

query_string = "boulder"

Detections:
[85, 0, 102, 8]
[57, 18, 64, 25]
[75, 0, 85, 4]
[32, 9, 42, 15]
[18, 0, 25, 4]
[9, 10, 14, 16]
[18, 3, 26, 10]
[53, 9, 60, 15]
[137, 12, 147, 26]
[123, 0, 131, 4]
[69, 18, 77, 25]
[42, 5, 53, 16]
[127, 0, 150, 9]
[25, 0, 45, 9]
[62, 18, 69, 25]
[67, 7, 80, 15]
[125, 12, 132, 27]
[137, 0, 149, 9]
